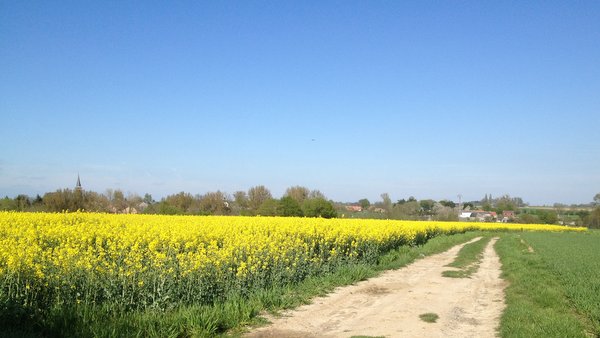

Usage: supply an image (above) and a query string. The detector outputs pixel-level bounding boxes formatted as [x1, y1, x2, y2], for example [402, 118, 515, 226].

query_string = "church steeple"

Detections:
[75, 174, 82, 191]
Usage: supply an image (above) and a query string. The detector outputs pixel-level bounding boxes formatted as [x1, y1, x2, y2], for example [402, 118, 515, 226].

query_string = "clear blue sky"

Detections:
[1, 1, 599, 205]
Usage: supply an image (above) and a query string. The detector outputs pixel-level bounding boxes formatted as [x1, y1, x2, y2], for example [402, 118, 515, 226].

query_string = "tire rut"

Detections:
[246, 237, 506, 338]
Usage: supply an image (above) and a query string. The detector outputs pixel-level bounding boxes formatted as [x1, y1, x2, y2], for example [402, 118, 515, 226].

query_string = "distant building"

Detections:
[503, 210, 516, 218]
[345, 205, 362, 212]
[75, 174, 82, 191]
[138, 202, 149, 212]
[460, 212, 473, 219]
[459, 210, 497, 222]
[501, 210, 516, 222]
[123, 206, 138, 214]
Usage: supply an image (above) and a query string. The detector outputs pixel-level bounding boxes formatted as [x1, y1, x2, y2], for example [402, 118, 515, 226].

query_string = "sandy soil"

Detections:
[245, 237, 506, 338]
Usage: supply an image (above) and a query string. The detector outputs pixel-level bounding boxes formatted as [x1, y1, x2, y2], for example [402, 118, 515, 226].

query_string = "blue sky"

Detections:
[1, 1, 599, 205]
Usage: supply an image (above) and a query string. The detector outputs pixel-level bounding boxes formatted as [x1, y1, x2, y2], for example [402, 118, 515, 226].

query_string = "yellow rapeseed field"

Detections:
[0, 212, 584, 311]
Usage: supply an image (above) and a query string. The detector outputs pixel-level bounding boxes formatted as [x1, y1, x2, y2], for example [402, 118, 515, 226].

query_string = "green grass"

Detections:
[495, 234, 589, 338]
[419, 312, 439, 323]
[442, 236, 492, 278]
[517, 230, 600, 336]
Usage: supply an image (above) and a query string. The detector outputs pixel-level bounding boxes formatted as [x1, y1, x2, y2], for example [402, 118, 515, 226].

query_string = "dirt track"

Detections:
[246, 237, 506, 338]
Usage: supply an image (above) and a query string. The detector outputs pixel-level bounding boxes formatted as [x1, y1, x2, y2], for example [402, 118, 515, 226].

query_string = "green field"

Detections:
[497, 230, 600, 337]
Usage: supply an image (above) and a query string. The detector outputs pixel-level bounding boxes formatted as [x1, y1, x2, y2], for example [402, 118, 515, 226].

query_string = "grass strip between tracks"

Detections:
[442, 236, 492, 278]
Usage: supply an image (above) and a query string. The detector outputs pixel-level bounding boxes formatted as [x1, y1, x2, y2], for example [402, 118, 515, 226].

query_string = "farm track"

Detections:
[246, 237, 506, 338]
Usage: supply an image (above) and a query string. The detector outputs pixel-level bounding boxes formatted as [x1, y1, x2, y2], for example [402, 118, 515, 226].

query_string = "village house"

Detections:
[345, 205, 362, 212]
[459, 210, 497, 222]
[502, 210, 516, 222]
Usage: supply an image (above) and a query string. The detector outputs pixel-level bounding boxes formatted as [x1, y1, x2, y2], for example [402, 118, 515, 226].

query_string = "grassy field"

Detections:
[497, 230, 600, 337]
[518, 231, 600, 336]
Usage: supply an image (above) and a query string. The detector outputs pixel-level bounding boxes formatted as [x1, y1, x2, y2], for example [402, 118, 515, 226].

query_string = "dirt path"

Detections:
[246, 237, 506, 338]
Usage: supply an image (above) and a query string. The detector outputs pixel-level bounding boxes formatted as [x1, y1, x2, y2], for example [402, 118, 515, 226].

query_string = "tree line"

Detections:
[0, 185, 337, 218]
[2, 187, 599, 228]
[340, 193, 600, 228]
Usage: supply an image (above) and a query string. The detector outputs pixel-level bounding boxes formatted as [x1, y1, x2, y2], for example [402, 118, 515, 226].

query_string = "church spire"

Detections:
[76, 174, 82, 191]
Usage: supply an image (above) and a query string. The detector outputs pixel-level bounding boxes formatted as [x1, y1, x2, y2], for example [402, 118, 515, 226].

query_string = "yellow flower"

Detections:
[0, 211, 585, 310]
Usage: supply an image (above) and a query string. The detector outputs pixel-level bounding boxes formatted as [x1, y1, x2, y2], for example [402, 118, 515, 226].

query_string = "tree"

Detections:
[27, 194, 45, 211]
[83, 191, 110, 212]
[233, 191, 249, 207]
[126, 193, 143, 211]
[439, 200, 456, 208]
[538, 210, 558, 224]
[278, 196, 303, 217]
[0, 196, 16, 211]
[512, 197, 525, 207]
[163, 192, 194, 214]
[358, 198, 370, 210]
[419, 199, 435, 216]
[248, 185, 272, 212]
[302, 198, 337, 218]
[15, 194, 31, 211]
[43, 189, 72, 212]
[284, 186, 310, 205]
[586, 207, 600, 229]
[482, 194, 489, 204]
[143, 193, 154, 204]
[481, 194, 494, 210]
[576, 210, 590, 222]
[495, 195, 517, 213]
[73, 186, 84, 210]
[33, 194, 43, 205]
[105, 189, 128, 212]
[594, 193, 600, 206]
[45, 188, 99, 212]
[433, 203, 458, 221]
[231, 191, 250, 215]
[518, 213, 540, 224]
[155, 201, 183, 215]
[199, 191, 230, 215]
[231, 190, 248, 216]
[308, 190, 326, 200]
[380, 193, 392, 215]
[257, 198, 280, 216]
[391, 200, 420, 220]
